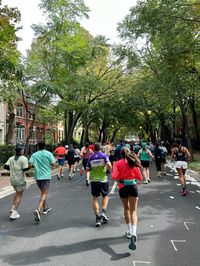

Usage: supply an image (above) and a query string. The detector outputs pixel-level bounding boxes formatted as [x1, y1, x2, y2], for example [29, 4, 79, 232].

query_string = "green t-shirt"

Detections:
[29, 150, 55, 180]
[5, 155, 28, 187]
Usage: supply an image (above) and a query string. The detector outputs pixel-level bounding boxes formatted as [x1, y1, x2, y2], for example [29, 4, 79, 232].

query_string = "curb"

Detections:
[0, 167, 68, 199]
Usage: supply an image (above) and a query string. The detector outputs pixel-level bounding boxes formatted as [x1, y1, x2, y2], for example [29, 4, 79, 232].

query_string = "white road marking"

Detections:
[195, 206, 200, 210]
[196, 190, 200, 194]
[110, 181, 117, 194]
[170, 240, 186, 251]
[176, 184, 181, 186]
[189, 191, 195, 193]
[184, 222, 196, 230]
[133, 261, 151, 266]
[169, 196, 175, 199]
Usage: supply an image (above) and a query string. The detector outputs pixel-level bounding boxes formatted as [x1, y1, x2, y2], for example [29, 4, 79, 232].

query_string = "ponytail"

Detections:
[121, 147, 141, 168]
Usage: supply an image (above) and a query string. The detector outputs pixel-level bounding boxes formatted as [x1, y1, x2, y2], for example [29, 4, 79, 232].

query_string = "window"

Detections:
[16, 104, 24, 117]
[28, 108, 34, 120]
[16, 124, 25, 140]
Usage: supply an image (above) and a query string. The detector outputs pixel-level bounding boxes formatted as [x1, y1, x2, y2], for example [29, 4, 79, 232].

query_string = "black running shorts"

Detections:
[91, 181, 109, 197]
[82, 158, 89, 169]
[140, 160, 150, 168]
[119, 184, 138, 198]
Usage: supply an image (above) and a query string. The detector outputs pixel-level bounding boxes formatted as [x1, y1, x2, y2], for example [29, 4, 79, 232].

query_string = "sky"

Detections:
[2, 0, 138, 55]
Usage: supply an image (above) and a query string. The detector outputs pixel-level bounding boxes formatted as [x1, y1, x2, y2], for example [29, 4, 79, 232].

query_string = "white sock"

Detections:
[127, 223, 132, 233]
[132, 224, 137, 236]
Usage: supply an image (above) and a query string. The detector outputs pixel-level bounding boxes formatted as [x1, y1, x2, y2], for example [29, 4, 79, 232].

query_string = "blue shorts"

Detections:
[36, 180, 50, 190]
[58, 158, 65, 166]
[91, 182, 109, 197]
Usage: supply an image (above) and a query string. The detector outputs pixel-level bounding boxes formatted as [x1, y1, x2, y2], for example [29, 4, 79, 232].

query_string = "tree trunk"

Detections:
[189, 98, 200, 140]
[67, 111, 82, 144]
[110, 127, 120, 143]
[64, 110, 68, 144]
[6, 113, 16, 144]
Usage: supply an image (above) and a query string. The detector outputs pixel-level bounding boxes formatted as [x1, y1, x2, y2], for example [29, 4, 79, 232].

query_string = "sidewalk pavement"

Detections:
[0, 166, 68, 199]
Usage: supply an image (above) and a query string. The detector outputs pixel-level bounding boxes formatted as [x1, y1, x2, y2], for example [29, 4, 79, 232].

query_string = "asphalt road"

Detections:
[0, 164, 199, 266]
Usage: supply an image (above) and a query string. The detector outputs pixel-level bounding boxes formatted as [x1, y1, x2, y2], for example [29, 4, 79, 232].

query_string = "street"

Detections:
[0, 165, 200, 266]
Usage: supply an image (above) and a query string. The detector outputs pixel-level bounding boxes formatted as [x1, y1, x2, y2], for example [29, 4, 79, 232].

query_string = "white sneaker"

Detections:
[10, 206, 15, 214]
[143, 180, 148, 184]
[10, 210, 20, 220]
[125, 231, 132, 239]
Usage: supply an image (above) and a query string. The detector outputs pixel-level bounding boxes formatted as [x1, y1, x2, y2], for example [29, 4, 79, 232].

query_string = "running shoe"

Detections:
[69, 174, 72, 180]
[148, 178, 151, 183]
[100, 212, 109, 223]
[60, 174, 64, 178]
[143, 180, 148, 184]
[9, 206, 14, 214]
[34, 209, 41, 223]
[10, 210, 20, 220]
[125, 231, 132, 239]
[86, 180, 90, 186]
[57, 174, 61, 180]
[42, 206, 51, 215]
[182, 187, 188, 196]
[95, 216, 102, 227]
[163, 172, 167, 175]
[129, 235, 137, 250]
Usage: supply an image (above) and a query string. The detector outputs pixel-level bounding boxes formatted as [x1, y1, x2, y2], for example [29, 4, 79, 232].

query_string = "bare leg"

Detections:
[12, 191, 23, 210]
[38, 188, 48, 211]
[92, 196, 100, 215]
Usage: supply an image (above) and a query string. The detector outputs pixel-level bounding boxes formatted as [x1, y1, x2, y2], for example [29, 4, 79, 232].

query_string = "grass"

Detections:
[189, 152, 200, 172]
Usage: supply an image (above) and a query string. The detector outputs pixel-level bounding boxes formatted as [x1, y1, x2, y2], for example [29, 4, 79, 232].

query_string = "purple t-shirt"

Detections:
[87, 151, 110, 182]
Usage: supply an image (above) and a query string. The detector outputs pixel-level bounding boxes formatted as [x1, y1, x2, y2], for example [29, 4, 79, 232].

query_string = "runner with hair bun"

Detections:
[112, 147, 142, 250]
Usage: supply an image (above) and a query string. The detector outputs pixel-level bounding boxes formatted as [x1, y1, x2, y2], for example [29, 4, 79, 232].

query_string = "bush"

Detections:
[0, 145, 15, 166]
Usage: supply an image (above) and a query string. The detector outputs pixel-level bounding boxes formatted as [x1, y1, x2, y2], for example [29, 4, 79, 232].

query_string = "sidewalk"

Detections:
[0, 166, 68, 199]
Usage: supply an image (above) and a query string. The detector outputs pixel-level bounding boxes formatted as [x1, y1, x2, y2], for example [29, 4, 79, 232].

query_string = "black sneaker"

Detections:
[34, 209, 41, 223]
[42, 206, 51, 215]
[95, 216, 102, 227]
[129, 235, 137, 250]
[100, 212, 109, 223]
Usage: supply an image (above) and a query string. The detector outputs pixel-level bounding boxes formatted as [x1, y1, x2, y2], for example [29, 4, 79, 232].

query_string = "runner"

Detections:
[112, 147, 142, 250]
[53, 144, 67, 180]
[171, 139, 191, 196]
[29, 140, 56, 223]
[154, 142, 163, 177]
[80, 143, 94, 186]
[114, 140, 124, 161]
[138, 142, 154, 184]
[159, 141, 168, 175]
[74, 145, 81, 172]
[4, 145, 29, 220]
[66, 144, 76, 179]
[86, 143, 112, 227]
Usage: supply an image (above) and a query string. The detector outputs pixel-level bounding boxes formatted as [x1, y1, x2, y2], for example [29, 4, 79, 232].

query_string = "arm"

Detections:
[111, 162, 119, 181]
[170, 148, 175, 160]
[106, 161, 112, 171]
[184, 147, 191, 161]
[147, 149, 154, 159]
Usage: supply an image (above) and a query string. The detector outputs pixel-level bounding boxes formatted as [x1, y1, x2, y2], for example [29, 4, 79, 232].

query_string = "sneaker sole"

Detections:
[129, 235, 137, 250]
[42, 208, 51, 215]
[96, 223, 101, 227]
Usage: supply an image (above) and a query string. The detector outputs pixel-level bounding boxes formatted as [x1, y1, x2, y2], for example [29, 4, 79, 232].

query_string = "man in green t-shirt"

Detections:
[4, 145, 29, 220]
[29, 140, 56, 223]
